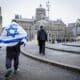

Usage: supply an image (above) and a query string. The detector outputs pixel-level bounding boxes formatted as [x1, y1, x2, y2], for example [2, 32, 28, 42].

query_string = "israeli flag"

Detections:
[0, 22, 27, 46]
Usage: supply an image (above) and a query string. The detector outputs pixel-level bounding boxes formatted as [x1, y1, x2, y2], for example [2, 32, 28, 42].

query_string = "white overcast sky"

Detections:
[0, 0, 80, 26]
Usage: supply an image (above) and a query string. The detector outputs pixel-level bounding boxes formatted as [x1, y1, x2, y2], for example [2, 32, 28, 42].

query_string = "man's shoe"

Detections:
[14, 70, 17, 74]
[14, 68, 20, 74]
[5, 70, 12, 78]
[42, 53, 45, 55]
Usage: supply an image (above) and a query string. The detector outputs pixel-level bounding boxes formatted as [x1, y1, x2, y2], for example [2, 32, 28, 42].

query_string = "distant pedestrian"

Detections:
[37, 26, 47, 55]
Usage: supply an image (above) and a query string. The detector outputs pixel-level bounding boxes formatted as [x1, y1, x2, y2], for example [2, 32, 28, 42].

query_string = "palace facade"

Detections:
[13, 5, 80, 43]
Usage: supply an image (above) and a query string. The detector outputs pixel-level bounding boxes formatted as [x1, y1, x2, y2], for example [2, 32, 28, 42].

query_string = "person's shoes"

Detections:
[42, 53, 45, 55]
[5, 69, 12, 78]
[39, 52, 41, 54]
[14, 70, 17, 74]
[14, 68, 20, 74]
[39, 51, 41, 54]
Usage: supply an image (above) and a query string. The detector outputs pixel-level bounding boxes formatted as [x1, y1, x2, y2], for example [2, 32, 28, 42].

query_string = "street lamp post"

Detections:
[46, 1, 50, 42]
[46, 1, 50, 20]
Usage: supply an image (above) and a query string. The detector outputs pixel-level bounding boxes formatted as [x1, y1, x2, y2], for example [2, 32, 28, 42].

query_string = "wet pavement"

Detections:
[0, 45, 80, 80]
[46, 42, 80, 53]
[21, 41, 80, 71]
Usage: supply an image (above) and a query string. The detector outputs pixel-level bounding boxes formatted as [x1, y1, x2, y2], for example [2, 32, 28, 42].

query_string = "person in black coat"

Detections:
[37, 26, 47, 55]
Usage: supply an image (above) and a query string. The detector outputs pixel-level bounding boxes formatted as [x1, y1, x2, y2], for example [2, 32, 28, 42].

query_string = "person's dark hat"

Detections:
[40, 26, 43, 29]
[12, 19, 17, 23]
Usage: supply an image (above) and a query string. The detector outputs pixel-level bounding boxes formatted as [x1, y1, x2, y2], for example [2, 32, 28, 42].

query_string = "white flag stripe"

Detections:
[0, 22, 27, 46]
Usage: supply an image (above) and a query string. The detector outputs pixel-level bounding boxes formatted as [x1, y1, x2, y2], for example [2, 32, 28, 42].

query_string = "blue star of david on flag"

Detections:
[6, 24, 19, 37]
[0, 22, 27, 46]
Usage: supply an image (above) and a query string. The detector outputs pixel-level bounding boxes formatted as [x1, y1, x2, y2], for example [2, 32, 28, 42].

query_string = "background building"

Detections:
[68, 19, 80, 41]
[13, 5, 66, 43]
[35, 4, 47, 21]
[13, 4, 80, 43]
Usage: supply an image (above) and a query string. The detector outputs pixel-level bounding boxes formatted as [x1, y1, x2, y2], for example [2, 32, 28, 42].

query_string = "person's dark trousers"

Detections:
[39, 45, 42, 54]
[14, 54, 19, 70]
[38, 41, 42, 54]
[6, 56, 12, 69]
[41, 41, 45, 54]
[39, 41, 45, 55]
[6, 52, 19, 71]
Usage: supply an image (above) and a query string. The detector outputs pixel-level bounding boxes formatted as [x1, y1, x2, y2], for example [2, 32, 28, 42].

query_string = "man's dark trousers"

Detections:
[39, 40, 45, 54]
[6, 45, 20, 71]
[6, 52, 19, 70]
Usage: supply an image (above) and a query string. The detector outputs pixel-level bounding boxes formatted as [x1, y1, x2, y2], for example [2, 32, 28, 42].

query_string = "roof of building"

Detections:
[15, 18, 34, 22]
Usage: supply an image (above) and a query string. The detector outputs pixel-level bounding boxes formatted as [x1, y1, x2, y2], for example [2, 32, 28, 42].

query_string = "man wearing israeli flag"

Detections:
[0, 20, 27, 77]
[0, 20, 27, 46]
